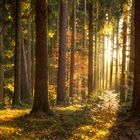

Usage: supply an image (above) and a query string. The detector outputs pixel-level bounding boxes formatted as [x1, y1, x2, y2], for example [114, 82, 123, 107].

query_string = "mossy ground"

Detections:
[0, 104, 139, 140]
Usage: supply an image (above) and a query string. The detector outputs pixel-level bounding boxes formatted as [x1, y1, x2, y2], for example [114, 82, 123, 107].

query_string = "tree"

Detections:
[12, 0, 22, 106]
[115, 18, 119, 91]
[69, 0, 76, 98]
[21, 34, 30, 103]
[27, 15, 32, 96]
[31, 0, 35, 96]
[110, 28, 115, 90]
[31, 0, 50, 113]
[120, 5, 127, 103]
[57, 0, 67, 103]
[132, 0, 140, 112]
[81, 0, 87, 101]
[88, 0, 94, 95]
[0, 0, 4, 105]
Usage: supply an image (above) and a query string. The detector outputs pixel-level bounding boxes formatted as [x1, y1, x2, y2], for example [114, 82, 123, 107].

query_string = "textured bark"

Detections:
[31, 0, 50, 113]
[110, 29, 115, 90]
[69, 0, 76, 97]
[13, 0, 21, 105]
[83, 0, 86, 49]
[31, 0, 35, 96]
[57, 0, 67, 103]
[102, 36, 105, 90]
[21, 35, 30, 103]
[27, 16, 32, 96]
[120, 13, 127, 103]
[115, 18, 119, 91]
[88, 1, 94, 95]
[0, 1, 4, 104]
[81, 0, 87, 101]
[132, 0, 140, 112]
[105, 37, 109, 90]
[128, 1, 134, 89]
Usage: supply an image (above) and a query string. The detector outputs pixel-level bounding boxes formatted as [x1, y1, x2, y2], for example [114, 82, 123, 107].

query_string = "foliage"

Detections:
[87, 91, 119, 113]
[0, 104, 117, 140]
[48, 85, 57, 106]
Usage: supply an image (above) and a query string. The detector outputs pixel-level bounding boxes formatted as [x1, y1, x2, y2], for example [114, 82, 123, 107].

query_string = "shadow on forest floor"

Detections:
[0, 104, 140, 140]
[108, 106, 140, 140]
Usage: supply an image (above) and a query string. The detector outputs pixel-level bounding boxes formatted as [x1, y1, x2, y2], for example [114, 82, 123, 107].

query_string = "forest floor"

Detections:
[0, 97, 140, 139]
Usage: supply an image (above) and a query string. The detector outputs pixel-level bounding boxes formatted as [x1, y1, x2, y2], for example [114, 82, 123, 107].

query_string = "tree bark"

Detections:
[102, 36, 105, 90]
[81, 0, 87, 101]
[31, 0, 50, 113]
[110, 28, 115, 90]
[31, 0, 35, 96]
[120, 12, 127, 103]
[69, 0, 76, 98]
[21, 34, 30, 104]
[88, 0, 94, 95]
[12, 0, 21, 106]
[27, 16, 32, 96]
[0, 1, 4, 104]
[132, 0, 140, 112]
[57, 0, 67, 103]
[115, 18, 119, 91]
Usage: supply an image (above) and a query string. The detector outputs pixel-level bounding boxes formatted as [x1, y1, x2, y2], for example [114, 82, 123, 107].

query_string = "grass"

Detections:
[0, 105, 117, 140]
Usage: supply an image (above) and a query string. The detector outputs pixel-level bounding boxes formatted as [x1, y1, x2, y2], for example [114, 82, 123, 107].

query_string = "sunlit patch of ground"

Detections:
[0, 104, 118, 140]
[68, 106, 117, 140]
[0, 109, 29, 139]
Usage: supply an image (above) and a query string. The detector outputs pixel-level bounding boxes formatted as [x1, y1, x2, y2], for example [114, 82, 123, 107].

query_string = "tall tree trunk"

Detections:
[69, 0, 76, 98]
[105, 36, 109, 90]
[115, 18, 119, 91]
[21, 34, 30, 104]
[88, 0, 93, 95]
[31, 0, 50, 113]
[94, 1, 98, 90]
[81, 0, 87, 101]
[132, 0, 140, 112]
[83, 0, 86, 49]
[120, 12, 127, 103]
[31, 0, 35, 96]
[57, 0, 67, 103]
[0, 1, 4, 104]
[102, 36, 105, 90]
[27, 16, 32, 96]
[110, 28, 115, 90]
[13, 0, 21, 105]
[128, 0, 134, 90]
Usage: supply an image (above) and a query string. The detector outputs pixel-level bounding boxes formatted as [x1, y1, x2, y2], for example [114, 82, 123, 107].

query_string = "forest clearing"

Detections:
[0, 104, 139, 140]
[0, 0, 140, 139]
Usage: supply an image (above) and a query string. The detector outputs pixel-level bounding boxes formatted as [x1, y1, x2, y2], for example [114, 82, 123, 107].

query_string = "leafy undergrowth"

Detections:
[0, 104, 116, 140]
[0, 99, 139, 139]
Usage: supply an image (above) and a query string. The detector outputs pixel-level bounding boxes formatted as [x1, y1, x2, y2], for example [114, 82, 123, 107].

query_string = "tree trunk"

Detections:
[81, 0, 87, 101]
[27, 16, 32, 96]
[0, 1, 4, 104]
[128, 0, 134, 90]
[31, 0, 35, 96]
[120, 13, 127, 103]
[57, 0, 67, 103]
[12, 0, 21, 106]
[105, 36, 109, 90]
[31, 0, 50, 113]
[69, 0, 76, 98]
[88, 0, 93, 95]
[115, 18, 119, 91]
[83, 0, 86, 49]
[110, 28, 115, 90]
[132, 0, 140, 112]
[21, 34, 30, 104]
[102, 36, 105, 90]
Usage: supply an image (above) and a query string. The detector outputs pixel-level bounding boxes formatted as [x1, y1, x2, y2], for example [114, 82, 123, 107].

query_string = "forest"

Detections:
[0, 0, 140, 139]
